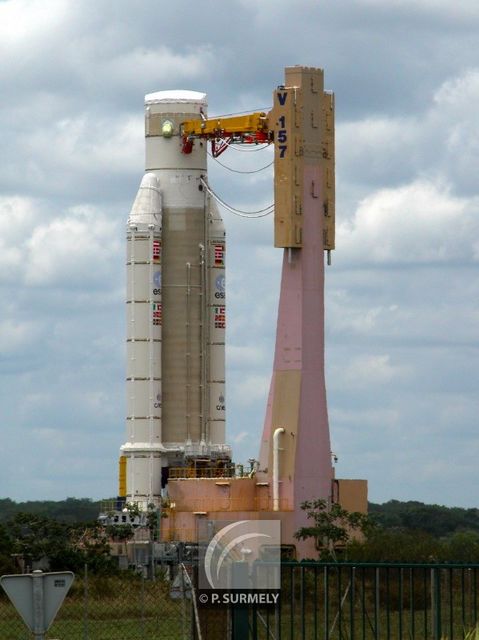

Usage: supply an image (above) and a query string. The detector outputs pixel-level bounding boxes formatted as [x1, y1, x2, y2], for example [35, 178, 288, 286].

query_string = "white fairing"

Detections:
[144, 90, 207, 206]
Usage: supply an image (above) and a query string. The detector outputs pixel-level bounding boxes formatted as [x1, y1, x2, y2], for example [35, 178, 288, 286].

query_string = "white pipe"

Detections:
[273, 428, 285, 511]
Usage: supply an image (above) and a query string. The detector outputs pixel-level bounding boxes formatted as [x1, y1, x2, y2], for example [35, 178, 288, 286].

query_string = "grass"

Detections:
[1, 566, 478, 639]
[0, 574, 192, 640]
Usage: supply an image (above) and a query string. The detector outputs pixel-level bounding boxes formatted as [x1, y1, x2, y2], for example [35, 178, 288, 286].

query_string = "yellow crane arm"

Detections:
[181, 111, 270, 139]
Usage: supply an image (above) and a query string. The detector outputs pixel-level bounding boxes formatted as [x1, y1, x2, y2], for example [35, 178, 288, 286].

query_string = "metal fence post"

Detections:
[375, 567, 380, 640]
[83, 563, 88, 640]
[432, 567, 442, 640]
[141, 570, 146, 638]
[231, 562, 249, 639]
[324, 565, 329, 640]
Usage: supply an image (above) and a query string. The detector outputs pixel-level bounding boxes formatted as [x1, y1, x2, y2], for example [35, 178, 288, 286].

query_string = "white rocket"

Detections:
[120, 91, 230, 508]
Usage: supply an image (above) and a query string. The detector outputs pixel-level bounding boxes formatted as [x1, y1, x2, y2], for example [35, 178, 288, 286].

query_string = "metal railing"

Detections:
[248, 562, 479, 640]
[169, 465, 237, 479]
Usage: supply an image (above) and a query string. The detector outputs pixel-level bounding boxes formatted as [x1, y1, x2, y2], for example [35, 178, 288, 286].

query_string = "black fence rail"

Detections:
[0, 567, 193, 640]
[250, 562, 479, 640]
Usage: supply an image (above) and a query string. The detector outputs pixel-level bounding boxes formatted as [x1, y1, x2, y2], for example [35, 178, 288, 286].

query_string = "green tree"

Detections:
[8, 513, 116, 574]
[368, 500, 479, 537]
[294, 499, 372, 560]
[444, 531, 479, 562]
[0, 498, 105, 525]
[346, 528, 444, 562]
[0, 523, 15, 574]
[69, 522, 117, 574]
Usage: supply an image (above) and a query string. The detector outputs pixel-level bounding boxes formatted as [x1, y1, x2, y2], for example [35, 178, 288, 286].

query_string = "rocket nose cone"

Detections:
[128, 173, 162, 226]
[140, 173, 159, 189]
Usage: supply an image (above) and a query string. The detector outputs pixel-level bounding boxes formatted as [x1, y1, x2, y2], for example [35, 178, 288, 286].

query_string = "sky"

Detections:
[0, 0, 478, 507]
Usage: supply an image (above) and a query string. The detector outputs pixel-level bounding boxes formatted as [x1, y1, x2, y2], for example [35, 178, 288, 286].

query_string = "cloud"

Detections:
[232, 430, 250, 444]
[24, 206, 121, 287]
[331, 354, 409, 389]
[232, 375, 271, 407]
[0, 0, 68, 45]
[338, 68, 479, 198]
[0, 197, 121, 289]
[0, 319, 39, 353]
[356, 0, 479, 23]
[338, 180, 478, 265]
[227, 345, 268, 368]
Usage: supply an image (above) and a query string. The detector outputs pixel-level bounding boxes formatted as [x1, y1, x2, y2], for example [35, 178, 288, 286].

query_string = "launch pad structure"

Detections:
[103, 66, 367, 560]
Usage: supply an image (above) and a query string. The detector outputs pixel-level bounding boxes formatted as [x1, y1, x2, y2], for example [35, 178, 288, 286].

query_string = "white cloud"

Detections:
[331, 406, 400, 431]
[233, 374, 270, 406]
[339, 68, 479, 199]
[99, 45, 217, 87]
[0, 0, 68, 45]
[16, 114, 143, 188]
[327, 291, 385, 335]
[0, 319, 38, 352]
[232, 430, 250, 444]
[338, 180, 477, 265]
[356, 0, 479, 20]
[24, 206, 120, 287]
[227, 345, 267, 367]
[331, 354, 409, 389]
[0, 197, 36, 279]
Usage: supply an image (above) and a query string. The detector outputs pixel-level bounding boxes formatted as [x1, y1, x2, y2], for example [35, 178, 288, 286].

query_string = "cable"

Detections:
[209, 107, 270, 118]
[228, 143, 271, 153]
[201, 179, 273, 218]
[207, 150, 273, 174]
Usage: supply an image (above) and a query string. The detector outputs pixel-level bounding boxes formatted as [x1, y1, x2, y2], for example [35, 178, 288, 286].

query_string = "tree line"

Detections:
[2, 497, 478, 536]
[0, 497, 478, 569]
[296, 499, 479, 562]
[369, 499, 479, 537]
[0, 498, 102, 525]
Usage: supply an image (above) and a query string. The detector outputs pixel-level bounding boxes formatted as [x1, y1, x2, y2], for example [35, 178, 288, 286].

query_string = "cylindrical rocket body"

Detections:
[145, 91, 228, 453]
[120, 91, 229, 506]
[145, 91, 208, 449]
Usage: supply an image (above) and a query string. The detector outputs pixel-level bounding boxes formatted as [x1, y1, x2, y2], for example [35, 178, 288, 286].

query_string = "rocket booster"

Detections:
[120, 91, 229, 507]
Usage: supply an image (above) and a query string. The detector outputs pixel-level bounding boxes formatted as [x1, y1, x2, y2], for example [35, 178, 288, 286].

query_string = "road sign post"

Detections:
[0, 570, 74, 639]
[32, 571, 45, 639]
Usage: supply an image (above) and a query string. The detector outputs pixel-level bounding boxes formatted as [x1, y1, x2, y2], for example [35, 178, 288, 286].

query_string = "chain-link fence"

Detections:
[0, 566, 194, 639]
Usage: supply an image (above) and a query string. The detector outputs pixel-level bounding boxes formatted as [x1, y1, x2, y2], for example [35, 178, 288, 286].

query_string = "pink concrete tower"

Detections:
[258, 67, 336, 538]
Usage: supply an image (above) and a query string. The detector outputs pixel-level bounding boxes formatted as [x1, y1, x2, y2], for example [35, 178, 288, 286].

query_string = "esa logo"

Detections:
[153, 270, 161, 295]
[214, 274, 225, 299]
[216, 393, 225, 411]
